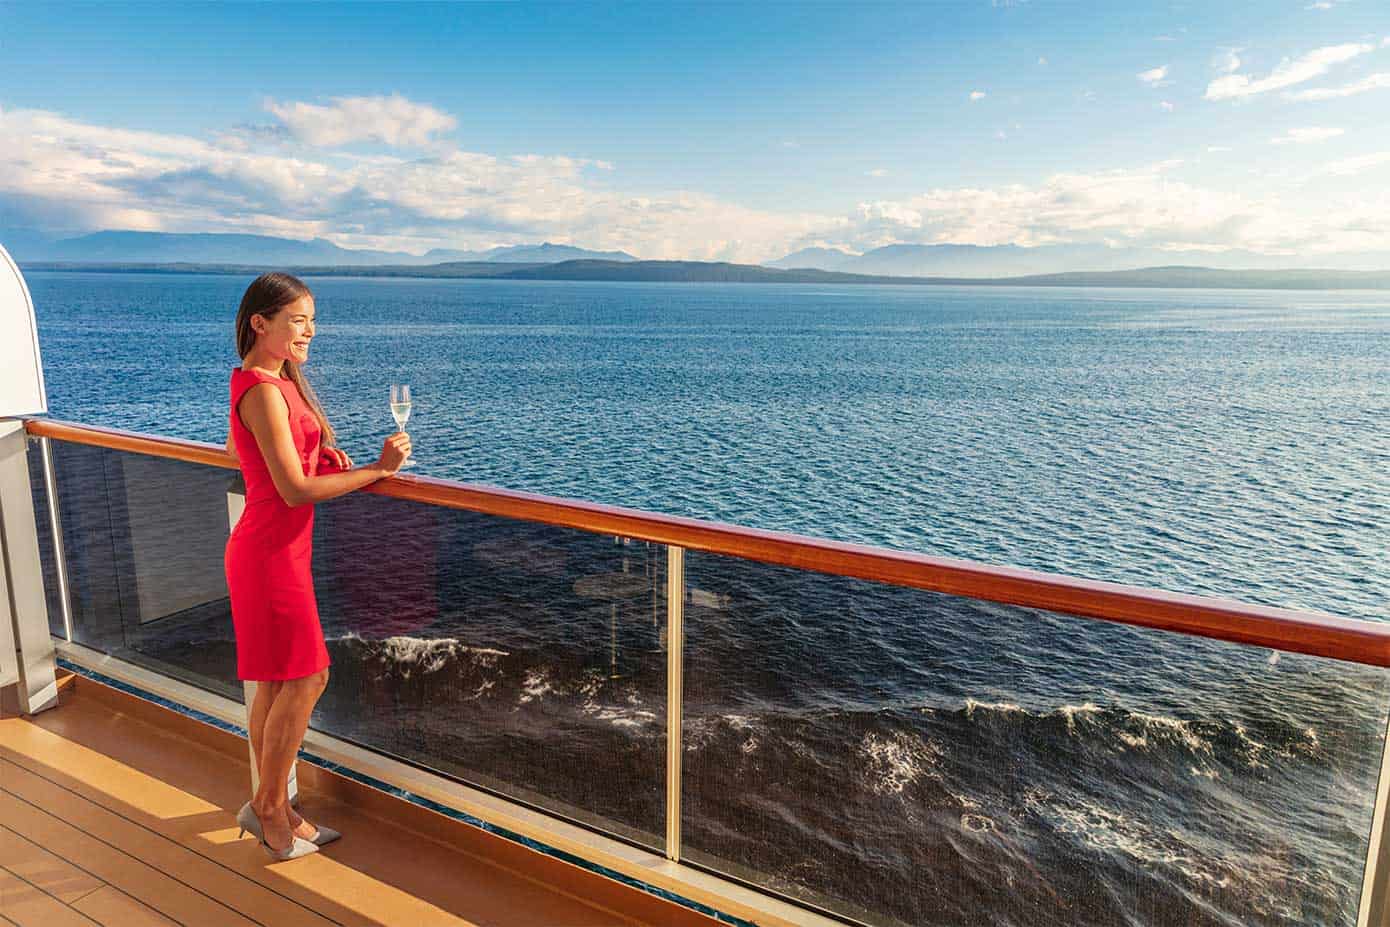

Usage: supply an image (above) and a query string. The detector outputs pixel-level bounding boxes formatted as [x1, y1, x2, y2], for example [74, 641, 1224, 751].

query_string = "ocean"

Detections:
[23, 270, 1390, 926]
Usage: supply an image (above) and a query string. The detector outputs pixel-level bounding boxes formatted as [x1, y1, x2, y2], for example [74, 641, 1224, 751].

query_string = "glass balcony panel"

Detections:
[44, 440, 244, 701]
[38, 428, 1387, 924]
[310, 491, 668, 850]
[25, 436, 66, 638]
[681, 549, 1390, 927]
[43, 439, 135, 658]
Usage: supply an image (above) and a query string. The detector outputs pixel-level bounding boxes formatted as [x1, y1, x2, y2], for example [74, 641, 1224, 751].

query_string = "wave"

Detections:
[956, 697, 1326, 773]
[330, 631, 509, 677]
[323, 632, 1329, 775]
[303, 630, 1369, 925]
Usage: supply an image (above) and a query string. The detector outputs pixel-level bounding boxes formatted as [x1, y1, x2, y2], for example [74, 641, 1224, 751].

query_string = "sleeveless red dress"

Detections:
[224, 366, 332, 681]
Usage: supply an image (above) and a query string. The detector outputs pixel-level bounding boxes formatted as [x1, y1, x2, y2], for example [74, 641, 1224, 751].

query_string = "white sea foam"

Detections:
[374, 636, 509, 676]
[952, 791, 982, 810]
[1056, 702, 1101, 732]
[961, 813, 995, 833]
[1025, 789, 1232, 890]
[574, 674, 659, 731]
[519, 668, 557, 704]
[680, 714, 770, 753]
[964, 699, 1024, 719]
[1124, 710, 1211, 755]
[682, 716, 716, 752]
[859, 730, 943, 795]
[331, 631, 509, 676]
[586, 705, 658, 729]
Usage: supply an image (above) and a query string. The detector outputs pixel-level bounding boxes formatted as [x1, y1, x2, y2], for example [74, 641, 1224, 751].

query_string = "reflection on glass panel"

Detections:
[312, 491, 667, 849]
[47, 440, 243, 701]
[45, 440, 124, 653]
[682, 550, 1389, 927]
[25, 436, 65, 639]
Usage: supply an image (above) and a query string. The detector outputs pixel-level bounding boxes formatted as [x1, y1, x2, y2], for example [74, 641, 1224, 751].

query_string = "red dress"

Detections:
[224, 366, 332, 681]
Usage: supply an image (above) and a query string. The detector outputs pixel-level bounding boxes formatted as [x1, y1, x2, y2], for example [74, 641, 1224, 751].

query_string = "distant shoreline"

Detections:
[18, 259, 1390, 291]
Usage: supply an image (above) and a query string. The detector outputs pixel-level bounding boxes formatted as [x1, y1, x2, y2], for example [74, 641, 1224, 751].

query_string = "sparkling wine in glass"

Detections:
[389, 383, 417, 467]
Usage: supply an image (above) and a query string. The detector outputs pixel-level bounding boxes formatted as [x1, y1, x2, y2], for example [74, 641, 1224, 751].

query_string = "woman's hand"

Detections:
[378, 432, 411, 475]
[319, 445, 353, 473]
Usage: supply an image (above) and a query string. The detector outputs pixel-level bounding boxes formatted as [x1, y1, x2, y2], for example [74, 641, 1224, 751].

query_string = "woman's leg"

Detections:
[251, 668, 329, 849]
[248, 679, 284, 779]
[249, 680, 316, 837]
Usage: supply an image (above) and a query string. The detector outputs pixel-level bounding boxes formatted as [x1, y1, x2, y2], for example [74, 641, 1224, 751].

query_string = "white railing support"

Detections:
[0, 418, 58, 713]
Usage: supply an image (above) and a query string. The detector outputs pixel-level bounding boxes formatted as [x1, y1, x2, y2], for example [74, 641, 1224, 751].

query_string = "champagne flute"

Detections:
[389, 383, 417, 467]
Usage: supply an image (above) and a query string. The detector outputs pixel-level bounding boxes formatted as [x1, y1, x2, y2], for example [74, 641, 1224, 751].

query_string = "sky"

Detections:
[2, 0, 1389, 263]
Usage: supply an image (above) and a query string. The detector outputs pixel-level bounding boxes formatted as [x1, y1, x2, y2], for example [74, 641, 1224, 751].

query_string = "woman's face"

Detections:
[254, 295, 316, 364]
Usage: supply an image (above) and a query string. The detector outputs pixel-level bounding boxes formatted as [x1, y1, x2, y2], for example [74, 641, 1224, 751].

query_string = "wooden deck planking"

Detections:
[0, 676, 719, 927]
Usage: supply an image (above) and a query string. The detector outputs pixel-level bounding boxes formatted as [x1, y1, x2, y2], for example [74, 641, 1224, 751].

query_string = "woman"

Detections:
[224, 272, 410, 860]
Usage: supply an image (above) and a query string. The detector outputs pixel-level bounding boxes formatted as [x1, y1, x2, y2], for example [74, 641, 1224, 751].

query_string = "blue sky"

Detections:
[2, 1, 1388, 261]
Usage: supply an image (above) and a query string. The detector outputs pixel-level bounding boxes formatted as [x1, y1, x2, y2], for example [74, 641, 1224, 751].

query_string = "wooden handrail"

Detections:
[22, 415, 1390, 667]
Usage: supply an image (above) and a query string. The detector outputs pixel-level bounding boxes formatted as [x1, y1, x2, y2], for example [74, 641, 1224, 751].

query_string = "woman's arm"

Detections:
[238, 383, 391, 507]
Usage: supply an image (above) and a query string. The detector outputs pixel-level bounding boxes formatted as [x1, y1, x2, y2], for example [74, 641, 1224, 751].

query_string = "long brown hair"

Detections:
[234, 272, 337, 447]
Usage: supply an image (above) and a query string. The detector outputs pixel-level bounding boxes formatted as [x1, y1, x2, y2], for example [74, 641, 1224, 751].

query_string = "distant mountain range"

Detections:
[768, 242, 1390, 276]
[7, 229, 1388, 279]
[0, 229, 637, 266]
[18, 257, 1390, 290]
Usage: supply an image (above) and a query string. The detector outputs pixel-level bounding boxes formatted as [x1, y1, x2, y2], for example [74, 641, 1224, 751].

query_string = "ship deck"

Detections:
[0, 672, 720, 927]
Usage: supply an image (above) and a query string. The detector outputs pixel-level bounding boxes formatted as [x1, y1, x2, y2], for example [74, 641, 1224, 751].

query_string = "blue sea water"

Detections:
[21, 271, 1390, 926]
[27, 272, 1387, 622]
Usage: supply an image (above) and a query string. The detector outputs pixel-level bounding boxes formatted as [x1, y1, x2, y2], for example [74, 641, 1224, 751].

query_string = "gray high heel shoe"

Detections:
[306, 824, 341, 847]
[236, 802, 320, 860]
[241, 801, 339, 847]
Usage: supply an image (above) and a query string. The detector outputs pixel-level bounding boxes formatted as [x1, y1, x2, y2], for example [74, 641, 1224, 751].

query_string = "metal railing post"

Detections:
[0, 419, 58, 713]
[228, 474, 298, 805]
[38, 435, 73, 642]
[665, 544, 684, 862]
[1359, 713, 1390, 926]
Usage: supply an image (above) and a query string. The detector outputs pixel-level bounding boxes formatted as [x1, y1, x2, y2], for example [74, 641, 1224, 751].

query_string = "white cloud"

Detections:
[1271, 126, 1344, 144]
[263, 93, 456, 148]
[1038, 56, 1049, 66]
[7, 103, 1390, 264]
[1286, 73, 1390, 101]
[1160, 101, 1175, 112]
[1306, 1, 1335, 9]
[1138, 65, 1170, 85]
[0, 103, 830, 262]
[822, 162, 1390, 257]
[1205, 41, 1377, 100]
[1213, 49, 1242, 75]
[1321, 151, 1390, 176]
[1206, 145, 1233, 152]
[866, 168, 889, 177]
[969, 90, 987, 101]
